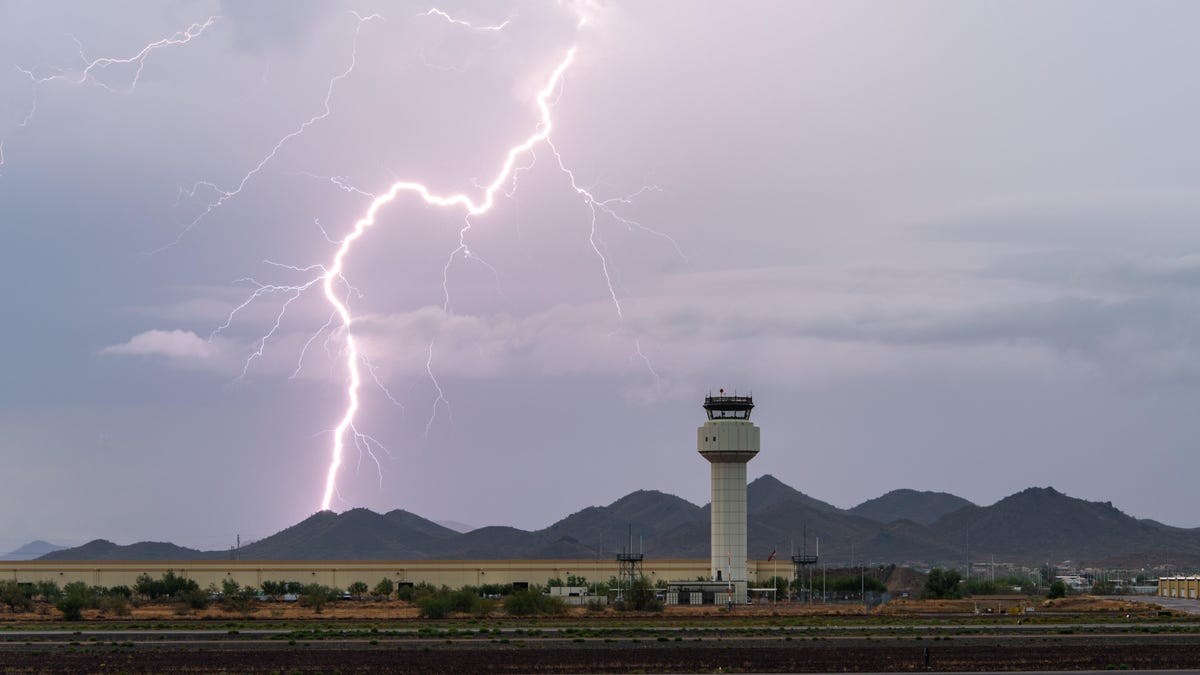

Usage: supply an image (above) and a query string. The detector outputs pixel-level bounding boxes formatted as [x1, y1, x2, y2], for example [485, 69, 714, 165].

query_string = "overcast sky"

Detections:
[3, 0, 1200, 553]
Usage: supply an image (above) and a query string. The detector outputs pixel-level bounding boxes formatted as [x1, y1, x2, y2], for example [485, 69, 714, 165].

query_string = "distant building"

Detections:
[1159, 576, 1200, 599]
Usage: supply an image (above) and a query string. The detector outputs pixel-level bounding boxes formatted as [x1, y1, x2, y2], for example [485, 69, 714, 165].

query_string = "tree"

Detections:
[503, 589, 566, 616]
[348, 581, 369, 599]
[135, 571, 198, 601]
[0, 581, 32, 613]
[34, 581, 62, 602]
[1047, 580, 1067, 599]
[921, 568, 963, 600]
[220, 578, 241, 597]
[260, 580, 284, 599]
[615, 576, 663, 612]
[222, 587, 257, 615]
[56, 594, 85, 621]
[299, 584, 334, 613]
[373, 578, 394, 599]
[764, 575, 789, 598]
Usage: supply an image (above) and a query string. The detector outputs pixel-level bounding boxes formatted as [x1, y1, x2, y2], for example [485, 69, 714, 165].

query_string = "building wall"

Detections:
[0, 559, 752, 590]
[0, 559, 790, 590]
[1159, 576, 1200, 599]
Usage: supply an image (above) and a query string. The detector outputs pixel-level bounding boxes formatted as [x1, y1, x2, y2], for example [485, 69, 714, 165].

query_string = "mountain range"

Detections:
[33, 476, 1200, 566]
[1, 540, 68, 561]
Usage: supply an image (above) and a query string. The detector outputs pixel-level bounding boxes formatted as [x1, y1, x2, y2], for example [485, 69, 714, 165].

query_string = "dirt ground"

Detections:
[2, 596, 1194, 673]
[5, 634, 1200, 673]
[876, 595, 1156, 616]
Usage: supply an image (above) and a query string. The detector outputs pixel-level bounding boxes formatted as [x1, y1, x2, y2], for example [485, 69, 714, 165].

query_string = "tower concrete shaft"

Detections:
[697, 392, 759, 602]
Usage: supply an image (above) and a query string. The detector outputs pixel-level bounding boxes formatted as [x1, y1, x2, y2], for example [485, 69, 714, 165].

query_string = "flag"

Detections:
[767, 549, 776, 561]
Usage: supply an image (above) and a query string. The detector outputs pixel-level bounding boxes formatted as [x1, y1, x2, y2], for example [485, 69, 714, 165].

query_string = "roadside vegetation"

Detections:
[0, 569, 1174, 626]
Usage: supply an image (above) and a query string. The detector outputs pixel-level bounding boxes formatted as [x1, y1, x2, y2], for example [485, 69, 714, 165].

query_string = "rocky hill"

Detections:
[849, 489, 976, 526]
[37, 479, 1200, 566]
[929, 487, 1200, 565]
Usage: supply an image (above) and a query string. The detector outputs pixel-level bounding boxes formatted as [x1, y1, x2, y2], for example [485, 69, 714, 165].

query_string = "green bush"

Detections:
[135, 571, 199, 601]
[417, 594, 452, 619]
[503, 589, 566, 616]
[615, 577, 663, 612]
[34, 581, 62, 602]
[0, 581, 32, 613]
[98, 594, 130, 616]
[1047, 580, 1067, 599]
[56, 595, 85, 621]
[373, 578, 394, 599]
[921, 568, 963, 600]
[179, 589, 209, 610]
[222, 588, 258, 614]
[105, 585, 133, 599]
[221, 578, 241, 597]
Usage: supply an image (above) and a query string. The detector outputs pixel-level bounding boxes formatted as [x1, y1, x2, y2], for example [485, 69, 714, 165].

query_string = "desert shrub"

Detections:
[98, 594, 130, 616]
[104, 585, 133, 599]
[921, 568, 963, 600]
[398, 581, 437, 603]
[178, 588, 209, 610]
[417, 594, 453, 619]
[135, 571, 199, 601]
[615, 577, 663, 612]
[222, 589, 257, 615]
[348, 581, 369, 598]
[478, 583, 514, 597]
[1047, 580, 1067, 599]
[503, 589, 566, 616]
[260, 580, 284, 598]
[0, 581, 33, 613]
[55, 595, 85, 621]
[221, 578, 241, 597]
[34, 581, 62, 602]
[373, 578, 394, 599]
[449, 589, 481, 613]
[299, 584, 335, 613]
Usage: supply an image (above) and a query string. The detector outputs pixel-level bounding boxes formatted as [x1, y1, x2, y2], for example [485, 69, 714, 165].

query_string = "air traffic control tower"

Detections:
[698, 391, 759, 602]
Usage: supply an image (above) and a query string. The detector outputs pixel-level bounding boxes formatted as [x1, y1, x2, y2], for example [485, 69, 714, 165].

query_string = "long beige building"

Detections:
[0, 559, 785, 591]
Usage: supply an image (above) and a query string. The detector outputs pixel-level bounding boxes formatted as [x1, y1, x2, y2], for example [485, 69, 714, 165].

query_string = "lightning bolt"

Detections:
[168, 12, 381, 250]
[201, 7, 673, 511]
[317, 47, 579, 510]
[2, 17, 219, 174]
[17, 17, 220, 90]
[419, 8, 512, 32]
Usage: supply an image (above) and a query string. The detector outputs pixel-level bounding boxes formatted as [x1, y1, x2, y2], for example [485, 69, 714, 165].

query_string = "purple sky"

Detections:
[3, 0, 1200, 553]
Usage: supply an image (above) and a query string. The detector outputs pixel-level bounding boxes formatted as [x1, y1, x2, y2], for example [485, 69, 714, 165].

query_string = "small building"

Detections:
[546, 586, 606, 606]
[664, 581, 742, 606]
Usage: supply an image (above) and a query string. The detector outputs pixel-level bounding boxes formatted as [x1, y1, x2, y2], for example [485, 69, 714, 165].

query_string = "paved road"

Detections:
[1145, 595, 1200, 615]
